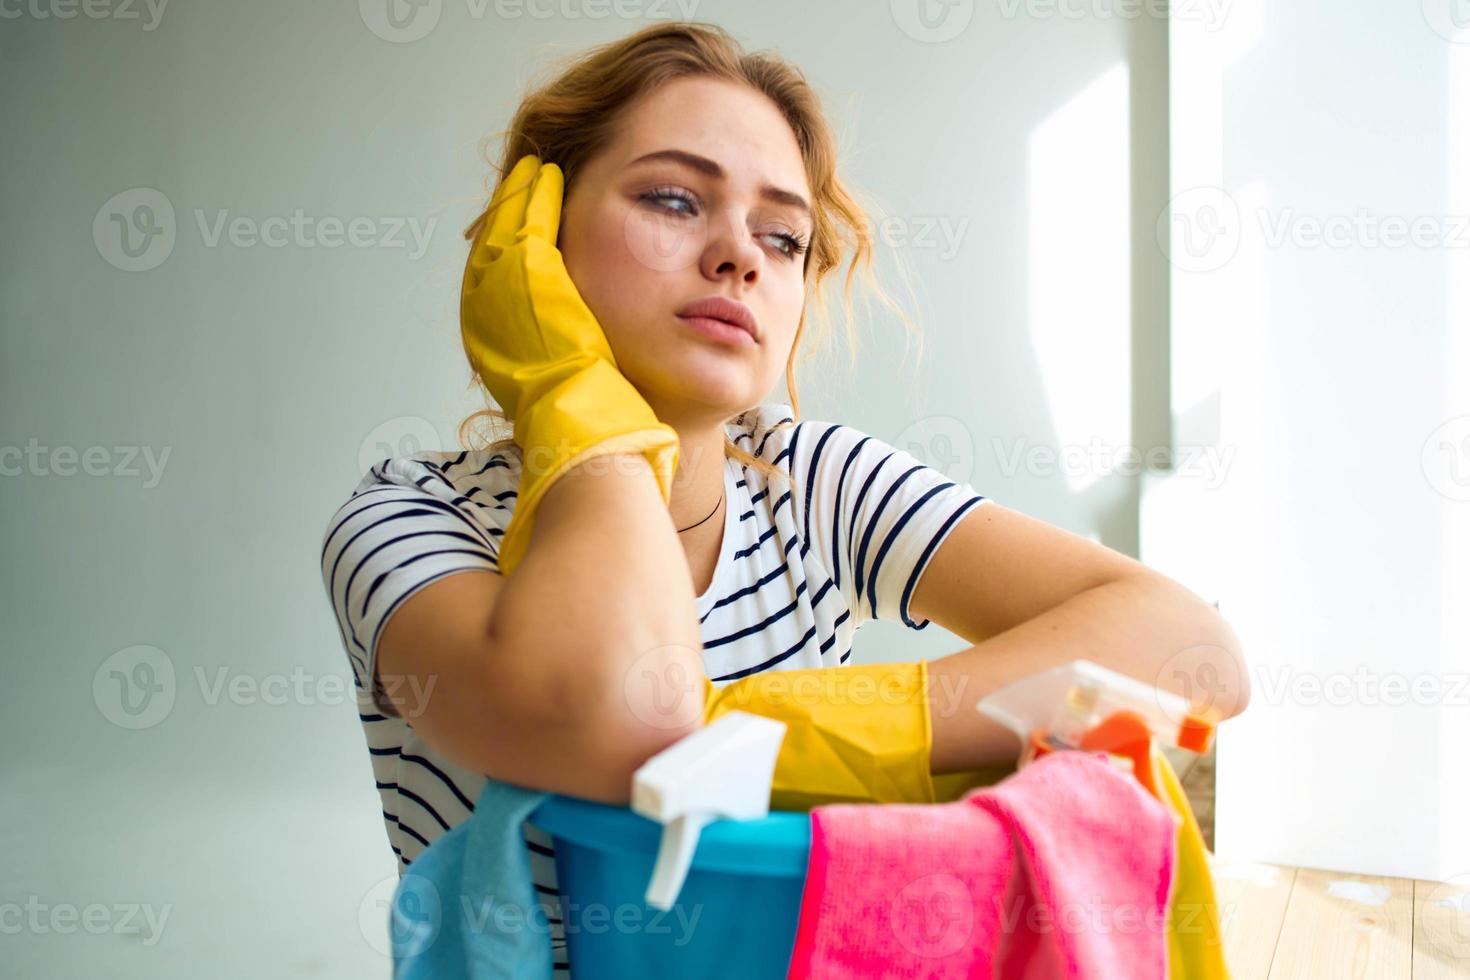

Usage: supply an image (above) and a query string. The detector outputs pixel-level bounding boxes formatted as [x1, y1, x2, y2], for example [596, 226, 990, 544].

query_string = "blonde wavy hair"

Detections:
[457, 20, 921, 486]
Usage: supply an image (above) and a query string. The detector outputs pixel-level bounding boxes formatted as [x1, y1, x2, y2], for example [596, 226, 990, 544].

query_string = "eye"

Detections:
[764, 230, 810, 260]
[639, 186, 700, 217]
[639, 185, 810, 260]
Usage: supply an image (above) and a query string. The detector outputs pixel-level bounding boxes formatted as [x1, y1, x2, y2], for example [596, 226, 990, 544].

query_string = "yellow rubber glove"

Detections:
[460, 153, 681, 576]
[699, 660, 937, 812]
[1147, 744, 1231, 980]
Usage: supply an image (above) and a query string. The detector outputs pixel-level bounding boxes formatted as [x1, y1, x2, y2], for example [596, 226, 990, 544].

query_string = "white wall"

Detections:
[0, 2, 1168, 975]
[1156, 0, 1470, 881]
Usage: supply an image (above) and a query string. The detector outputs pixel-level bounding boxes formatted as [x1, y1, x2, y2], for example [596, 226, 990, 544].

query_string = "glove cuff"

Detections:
[496, 359, 680, 575]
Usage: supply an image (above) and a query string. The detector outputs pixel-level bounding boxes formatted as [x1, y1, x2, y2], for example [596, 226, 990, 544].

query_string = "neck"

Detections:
[666, 420, 727, 534]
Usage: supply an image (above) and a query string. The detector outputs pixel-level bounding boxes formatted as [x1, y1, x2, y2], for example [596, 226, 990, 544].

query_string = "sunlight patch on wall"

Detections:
[1026, 63, 1130, 495]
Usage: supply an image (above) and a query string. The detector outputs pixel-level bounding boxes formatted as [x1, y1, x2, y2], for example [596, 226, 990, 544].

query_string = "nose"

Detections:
[698, 205, 763, 286]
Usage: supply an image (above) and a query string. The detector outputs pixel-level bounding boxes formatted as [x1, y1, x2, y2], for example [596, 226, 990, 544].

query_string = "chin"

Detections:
[638, 371, 757, 420]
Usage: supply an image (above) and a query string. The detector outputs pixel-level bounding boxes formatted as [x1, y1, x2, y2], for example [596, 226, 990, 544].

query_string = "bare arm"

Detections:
[909, 503, 1251, 772]
[376, 453, 706, 805]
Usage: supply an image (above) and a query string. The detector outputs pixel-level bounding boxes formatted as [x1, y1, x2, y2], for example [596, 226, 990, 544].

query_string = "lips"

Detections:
[675, 296, 759, 342]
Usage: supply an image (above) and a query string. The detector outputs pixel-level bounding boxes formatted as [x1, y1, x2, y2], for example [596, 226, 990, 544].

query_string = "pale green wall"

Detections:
[0, 2, 1168, 975]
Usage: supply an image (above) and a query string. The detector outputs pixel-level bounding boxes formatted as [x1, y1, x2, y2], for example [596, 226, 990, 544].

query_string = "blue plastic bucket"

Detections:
[527, 796, 812, 978]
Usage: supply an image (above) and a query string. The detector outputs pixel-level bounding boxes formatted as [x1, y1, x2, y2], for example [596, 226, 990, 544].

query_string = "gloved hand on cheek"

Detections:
[460, 153, 681, 576]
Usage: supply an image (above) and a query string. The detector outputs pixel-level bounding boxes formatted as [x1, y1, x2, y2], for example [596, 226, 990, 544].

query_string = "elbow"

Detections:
[554, 643, 708, 805]
[1185, 600, 1252, 721]
[593, 643, 708, 756]
[1133, 572, 1251, 722]
[464, 632, 705, 807]
[1225, 631, 1252, 718]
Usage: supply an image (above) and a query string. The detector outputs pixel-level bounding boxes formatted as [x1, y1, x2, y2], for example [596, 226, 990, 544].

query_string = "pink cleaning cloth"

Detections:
[785, 750, 1178, 979]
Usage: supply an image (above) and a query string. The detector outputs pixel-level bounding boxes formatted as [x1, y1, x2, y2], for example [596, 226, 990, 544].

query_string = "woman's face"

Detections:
[557, 76, 812, 427]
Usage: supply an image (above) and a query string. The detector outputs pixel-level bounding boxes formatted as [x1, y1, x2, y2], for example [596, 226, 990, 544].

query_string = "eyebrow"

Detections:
[627, 148, 812, 218]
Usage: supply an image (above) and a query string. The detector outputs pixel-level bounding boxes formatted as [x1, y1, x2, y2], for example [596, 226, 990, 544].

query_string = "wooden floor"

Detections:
[1166, 746, 1470, 979]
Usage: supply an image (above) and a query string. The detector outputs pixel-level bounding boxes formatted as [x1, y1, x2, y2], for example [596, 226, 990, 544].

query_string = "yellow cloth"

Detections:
[1148, 744, 1231, 980]
[700, 660, 937, 812]
[460, 153, 681, 576]
[931, 764, 1016, 801]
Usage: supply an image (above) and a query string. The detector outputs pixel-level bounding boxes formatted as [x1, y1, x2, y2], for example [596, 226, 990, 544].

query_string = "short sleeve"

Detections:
[319, 452, 511, 711]
[790, 421, 992, 630]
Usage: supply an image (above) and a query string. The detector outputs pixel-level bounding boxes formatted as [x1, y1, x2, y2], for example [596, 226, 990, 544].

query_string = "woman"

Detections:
[320, 21, 1250, 974]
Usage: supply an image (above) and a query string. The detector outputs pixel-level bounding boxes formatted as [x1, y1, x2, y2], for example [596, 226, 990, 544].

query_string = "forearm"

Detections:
[489, 452, 706, 770]
[925, 573, 1249, 773]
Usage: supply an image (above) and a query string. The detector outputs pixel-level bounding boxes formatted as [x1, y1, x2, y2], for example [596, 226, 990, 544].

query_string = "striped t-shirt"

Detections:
[319, 402, 992, 974]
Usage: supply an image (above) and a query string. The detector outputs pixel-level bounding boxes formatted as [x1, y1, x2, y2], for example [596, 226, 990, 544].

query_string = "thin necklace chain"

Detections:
[676, 489, 724, 533]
